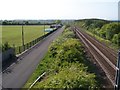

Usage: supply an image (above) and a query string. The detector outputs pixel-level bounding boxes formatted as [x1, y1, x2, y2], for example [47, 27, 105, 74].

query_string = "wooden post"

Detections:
[19, 46, 21, 54]
[22, 25, 25, 51]
[44, 21, 45, 35]
[13, 44, 15, 55]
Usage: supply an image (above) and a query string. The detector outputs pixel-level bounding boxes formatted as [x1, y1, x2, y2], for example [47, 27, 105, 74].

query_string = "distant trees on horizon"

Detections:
[1, 20, 56, 25]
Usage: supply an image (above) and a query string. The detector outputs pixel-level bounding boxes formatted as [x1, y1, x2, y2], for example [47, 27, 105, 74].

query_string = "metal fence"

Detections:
[14, 29, 57, 55]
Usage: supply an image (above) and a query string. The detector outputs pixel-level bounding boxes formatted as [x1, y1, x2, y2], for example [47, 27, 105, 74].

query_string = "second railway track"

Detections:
[72, 27, 117, 87]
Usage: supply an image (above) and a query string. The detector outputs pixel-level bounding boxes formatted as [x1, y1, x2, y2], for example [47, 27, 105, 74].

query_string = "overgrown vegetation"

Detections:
[24, 28, 98, 89]
[75, 19, 120, 49]
[2, 42, 11, 52]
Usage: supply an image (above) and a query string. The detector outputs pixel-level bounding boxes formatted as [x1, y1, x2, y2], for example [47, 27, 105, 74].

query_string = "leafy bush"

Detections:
[36, 63, 97, 89]
[111, 33, 120, 50]
[2, 42, 11, 52]
[118, 33, 120, 46]
[65, 24, 70, 29]
[56, 39, 84, 63]
[112, 34, 118, 44]
[103, 23, 120, 40]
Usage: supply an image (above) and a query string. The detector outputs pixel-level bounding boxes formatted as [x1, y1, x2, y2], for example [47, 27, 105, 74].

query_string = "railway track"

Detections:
[72, 27, 117, 87]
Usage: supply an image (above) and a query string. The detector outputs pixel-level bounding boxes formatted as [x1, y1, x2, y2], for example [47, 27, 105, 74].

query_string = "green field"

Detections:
[1, 25, 49, 47]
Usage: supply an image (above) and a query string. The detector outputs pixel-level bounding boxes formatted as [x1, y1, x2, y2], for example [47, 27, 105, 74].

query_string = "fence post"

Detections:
[24, 45, 26, 50]
[19, 46, 21, 54]
[29, 43, 31, 48]
[27, 43, 29, 49]
[13, 44, 15, 55]
[36, 38, 38, 43]
[115, 50, 120, 90]
[34, 40, 35, 45]
[35, 40, 36, 44]
[32, 41, 34, 45]
[31, 42, 32, 47]
[23, 45, 25, 51]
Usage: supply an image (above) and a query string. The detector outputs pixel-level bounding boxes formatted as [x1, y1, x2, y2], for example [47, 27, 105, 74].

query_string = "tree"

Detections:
[99, 25, 107, 39]
[84, 20, 93, 27]
[25, 21, 29, 25]
[2, 20, 8, 25]
[106, 23, 120, 40]
[2, 42, 11, 51]
[93, 20, 107, 28]
[112, 34, 118, 44]
[99, 23, 120, 40]
[118, 33, 120, 46]
[55, 20, 61, 24]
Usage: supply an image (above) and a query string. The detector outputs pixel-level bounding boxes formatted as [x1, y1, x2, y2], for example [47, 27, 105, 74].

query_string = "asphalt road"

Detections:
[2, 27, 64, 88]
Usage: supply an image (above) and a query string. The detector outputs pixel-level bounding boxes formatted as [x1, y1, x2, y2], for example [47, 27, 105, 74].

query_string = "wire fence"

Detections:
[14, 29, 57, 55]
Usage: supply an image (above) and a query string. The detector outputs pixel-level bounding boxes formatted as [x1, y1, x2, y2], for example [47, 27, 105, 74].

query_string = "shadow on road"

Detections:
[2, 56, 18, 72]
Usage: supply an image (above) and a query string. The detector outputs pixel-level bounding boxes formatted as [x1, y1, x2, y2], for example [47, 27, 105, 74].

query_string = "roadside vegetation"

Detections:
[75, 19, 120, 51]
[24, 27, 98, 89]
[1, 42, 11, 52]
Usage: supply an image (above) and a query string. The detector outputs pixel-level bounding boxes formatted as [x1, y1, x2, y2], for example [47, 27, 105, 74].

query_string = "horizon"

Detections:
[0, 18, 119, 21]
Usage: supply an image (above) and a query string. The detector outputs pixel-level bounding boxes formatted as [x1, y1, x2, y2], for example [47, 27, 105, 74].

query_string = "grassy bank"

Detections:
[85, 30, 119, 52]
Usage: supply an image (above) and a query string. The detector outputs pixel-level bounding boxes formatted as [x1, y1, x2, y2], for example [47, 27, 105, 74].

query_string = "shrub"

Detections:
[2, 42, 11, 52]
[118, 33, 120, 47]
[30, 29, 98, 88]
[112, 34, 118, 44]
[36, 63, 97, 89]
[100, 23, 120, 40]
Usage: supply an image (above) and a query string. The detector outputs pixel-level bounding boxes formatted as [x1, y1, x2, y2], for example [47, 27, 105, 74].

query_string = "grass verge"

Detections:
[85, 30, 119, 52]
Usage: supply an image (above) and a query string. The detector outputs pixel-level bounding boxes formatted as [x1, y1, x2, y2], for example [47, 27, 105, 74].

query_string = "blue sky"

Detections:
[0, 0, 119, 20]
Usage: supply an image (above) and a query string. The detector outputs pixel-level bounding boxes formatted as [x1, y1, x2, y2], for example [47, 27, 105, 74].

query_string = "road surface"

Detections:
[2, 27, 64, 88]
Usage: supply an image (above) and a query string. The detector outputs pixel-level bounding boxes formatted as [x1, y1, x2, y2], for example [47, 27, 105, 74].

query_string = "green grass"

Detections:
[1, 25, 49, 47]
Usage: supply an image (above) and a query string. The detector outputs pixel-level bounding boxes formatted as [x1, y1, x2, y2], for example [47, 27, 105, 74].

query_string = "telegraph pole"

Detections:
[115, 50, 120, 90]
[22, 23, 25, 51]
[44, 20, 45, 35]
